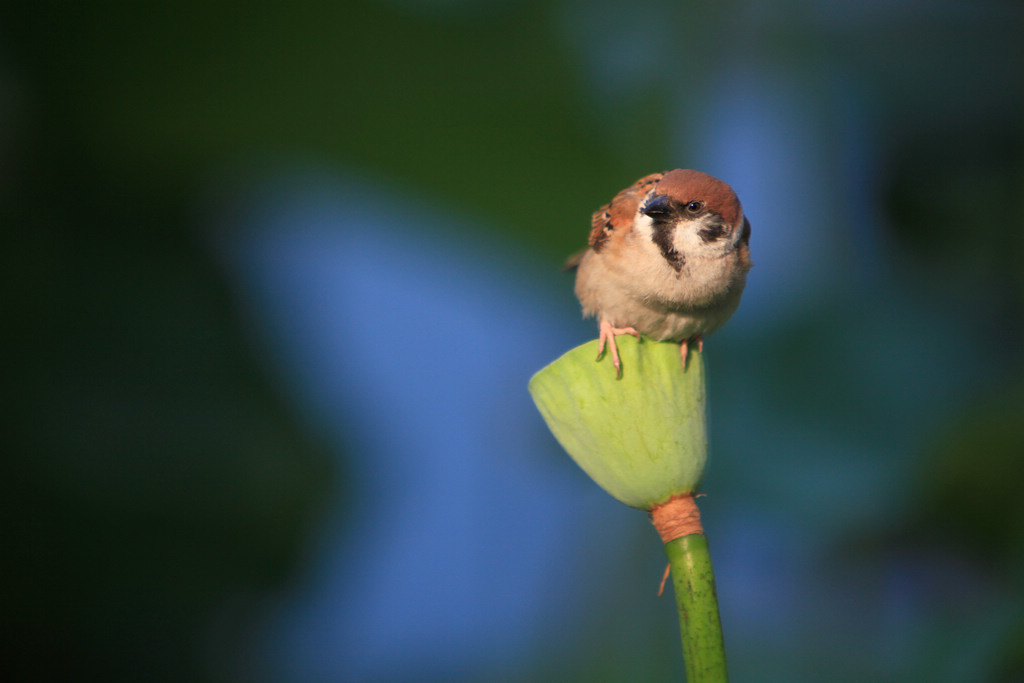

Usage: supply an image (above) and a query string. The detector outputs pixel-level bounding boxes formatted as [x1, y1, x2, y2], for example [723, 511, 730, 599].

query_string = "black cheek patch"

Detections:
[698, 218, 728, 243]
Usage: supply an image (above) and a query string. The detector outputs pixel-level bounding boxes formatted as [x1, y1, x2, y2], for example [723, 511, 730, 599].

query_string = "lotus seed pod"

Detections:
[528, 336, 707, 510]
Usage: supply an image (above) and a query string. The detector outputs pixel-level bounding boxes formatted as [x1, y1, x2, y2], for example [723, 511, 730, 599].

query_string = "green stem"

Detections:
[665, 533, 728, 682]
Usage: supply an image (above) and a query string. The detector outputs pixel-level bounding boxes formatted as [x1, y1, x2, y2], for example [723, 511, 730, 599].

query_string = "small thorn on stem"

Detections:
[657, 562, 671, 597]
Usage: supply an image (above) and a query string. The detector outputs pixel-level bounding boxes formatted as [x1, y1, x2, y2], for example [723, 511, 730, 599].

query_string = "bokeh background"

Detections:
[3, 1, 1023, 681]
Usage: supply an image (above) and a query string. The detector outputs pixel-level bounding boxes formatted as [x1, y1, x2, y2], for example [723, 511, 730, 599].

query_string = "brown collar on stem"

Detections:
[649, 494, 704, 544]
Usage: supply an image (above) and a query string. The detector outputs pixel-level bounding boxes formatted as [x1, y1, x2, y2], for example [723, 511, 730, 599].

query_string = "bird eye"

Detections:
[685, 200, 705, 213]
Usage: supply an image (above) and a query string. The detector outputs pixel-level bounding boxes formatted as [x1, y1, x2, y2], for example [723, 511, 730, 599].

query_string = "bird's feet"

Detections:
[679, 335, 703, 369]
[596, 319, 641, 378]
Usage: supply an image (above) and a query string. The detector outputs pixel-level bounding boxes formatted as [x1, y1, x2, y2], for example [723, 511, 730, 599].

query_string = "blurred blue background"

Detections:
[3, 1, 1023, 681]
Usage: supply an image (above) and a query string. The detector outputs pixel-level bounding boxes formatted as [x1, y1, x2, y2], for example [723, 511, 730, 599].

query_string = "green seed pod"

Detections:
[528, 336, 708, 510]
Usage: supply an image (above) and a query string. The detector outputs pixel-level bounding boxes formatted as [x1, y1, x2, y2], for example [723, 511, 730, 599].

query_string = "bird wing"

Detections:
[587, 172, 664, 252]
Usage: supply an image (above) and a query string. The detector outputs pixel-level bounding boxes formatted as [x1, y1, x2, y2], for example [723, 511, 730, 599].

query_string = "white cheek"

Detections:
[634, 212, 655, 241]
[672, 219, 706, 254]
[631, 213, 667, 258]
[672, 216, 741, 256]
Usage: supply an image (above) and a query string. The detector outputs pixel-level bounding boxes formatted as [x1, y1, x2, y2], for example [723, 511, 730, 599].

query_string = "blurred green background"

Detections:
[2, 1, 1023, 681]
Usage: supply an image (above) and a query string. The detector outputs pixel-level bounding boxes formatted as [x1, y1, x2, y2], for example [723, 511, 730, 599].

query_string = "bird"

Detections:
[569, 169, 751, 377]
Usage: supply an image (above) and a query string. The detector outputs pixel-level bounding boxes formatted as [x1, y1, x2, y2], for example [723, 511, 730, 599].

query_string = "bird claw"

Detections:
[597, 320, 640, 378]
[679, 335, 704, 370]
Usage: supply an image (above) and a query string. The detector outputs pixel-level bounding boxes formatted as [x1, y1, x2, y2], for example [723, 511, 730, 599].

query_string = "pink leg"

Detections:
[679, 335, 704, 370]
[597, 319, 640, 378]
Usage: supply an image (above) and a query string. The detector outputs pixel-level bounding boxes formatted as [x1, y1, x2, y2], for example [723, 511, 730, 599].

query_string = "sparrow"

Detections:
[570, 169, 751, 377]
